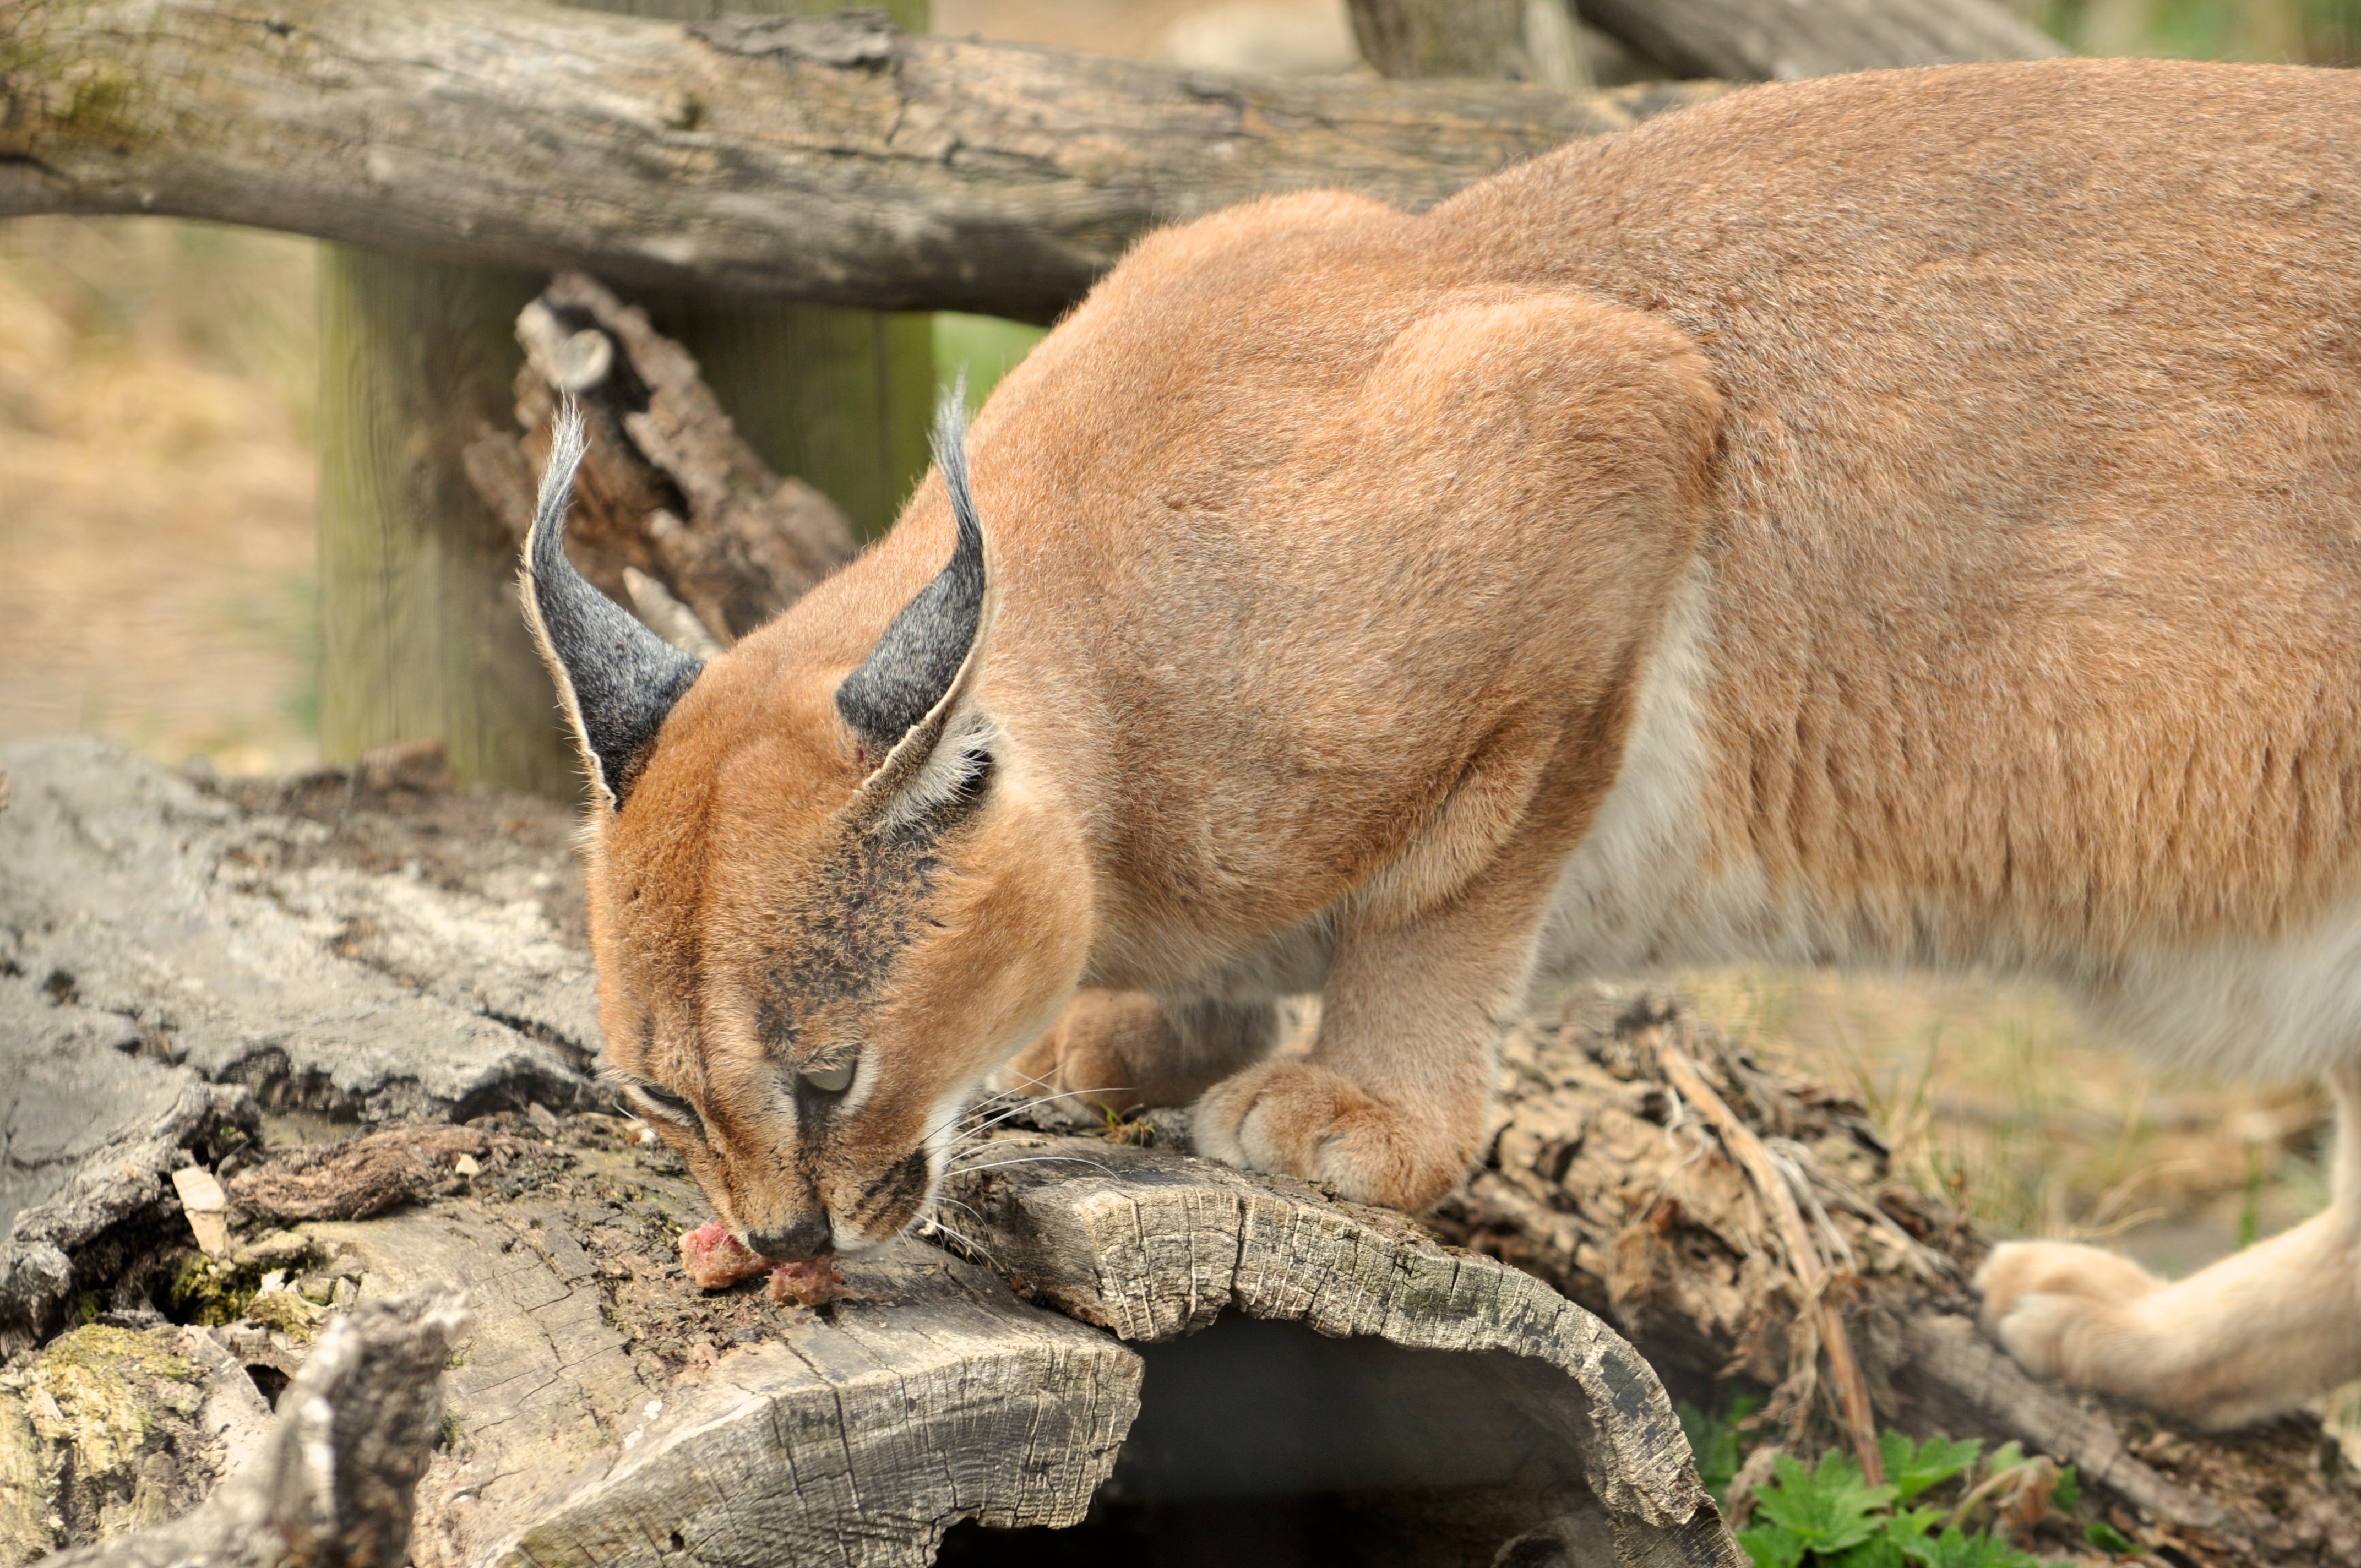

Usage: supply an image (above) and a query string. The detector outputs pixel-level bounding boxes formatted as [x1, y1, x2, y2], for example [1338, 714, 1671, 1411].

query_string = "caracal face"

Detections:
[524, 402, 1091, 1261]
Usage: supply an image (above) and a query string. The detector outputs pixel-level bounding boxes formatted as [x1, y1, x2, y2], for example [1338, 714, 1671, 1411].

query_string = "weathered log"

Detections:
[461, 272, 859, 654]
[0, 740, 603, 1129]
[189, 1110, 1732, 1568]
[1577, 0, 2061, 83]
[8, 742, 2354, 1564]
[39, 1287, 470, 1568]
[0, 1320, 273, 1565]
[0, 0, 1720, 322]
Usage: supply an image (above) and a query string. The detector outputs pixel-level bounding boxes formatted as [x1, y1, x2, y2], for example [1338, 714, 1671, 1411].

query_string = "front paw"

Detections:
[1976, 1241, 2161, 1389]
[1193, 1061, 1467, 1210]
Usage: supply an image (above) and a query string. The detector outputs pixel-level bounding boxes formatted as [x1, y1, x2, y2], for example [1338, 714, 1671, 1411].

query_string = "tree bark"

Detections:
[1427, 986, 2361, 1567]
[1576, 0, 2061, 84]
[460, 271, 860, 654]
[0, 0, 1718, 324]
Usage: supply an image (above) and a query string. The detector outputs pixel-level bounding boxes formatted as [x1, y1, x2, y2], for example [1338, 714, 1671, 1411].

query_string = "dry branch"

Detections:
[0, 0, 1720, 321]
[1658, 1044, 1884, 1487]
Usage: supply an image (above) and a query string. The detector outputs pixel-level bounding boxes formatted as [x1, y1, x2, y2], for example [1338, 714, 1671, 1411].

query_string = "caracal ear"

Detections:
[836, 381, 999, 818]
[519, 402, 704, 810]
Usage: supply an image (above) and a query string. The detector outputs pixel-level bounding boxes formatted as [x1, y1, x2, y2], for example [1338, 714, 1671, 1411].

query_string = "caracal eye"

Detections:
[799, 1061, 855, 1096]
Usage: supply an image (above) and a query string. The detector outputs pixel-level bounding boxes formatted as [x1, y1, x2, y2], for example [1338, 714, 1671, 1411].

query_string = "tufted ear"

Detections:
[836, 383, 997, 811]
[520, 404, 704, 810]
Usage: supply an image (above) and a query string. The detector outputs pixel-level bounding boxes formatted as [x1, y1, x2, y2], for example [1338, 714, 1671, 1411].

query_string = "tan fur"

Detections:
[569, 59, 2361, 1424]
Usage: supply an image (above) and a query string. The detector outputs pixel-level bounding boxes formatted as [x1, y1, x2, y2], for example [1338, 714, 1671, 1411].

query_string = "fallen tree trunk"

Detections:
[0, 0, 1724, 322]
[6, 744, 2354, 1565]
[161, 1111, 1726, 1568]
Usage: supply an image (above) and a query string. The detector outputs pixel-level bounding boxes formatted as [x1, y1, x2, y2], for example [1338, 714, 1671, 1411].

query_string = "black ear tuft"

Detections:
[836, 382, 986, 754]
[521, 403, 704, 809]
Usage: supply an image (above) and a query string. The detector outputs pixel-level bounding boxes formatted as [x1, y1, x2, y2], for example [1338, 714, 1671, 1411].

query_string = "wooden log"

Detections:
[13, 744, 2354, 1564]
[315, 248, 577, 796]
[1576, 0, 2062, 83]
[0, 0, 1718, 323]
[270, 1131, 1144, 1568]
[0, 1320, 273, 1566]
[940, 1132, 1741, 1566]
[554, 0, 933, 547]
[189, 1110, 1734, 1568]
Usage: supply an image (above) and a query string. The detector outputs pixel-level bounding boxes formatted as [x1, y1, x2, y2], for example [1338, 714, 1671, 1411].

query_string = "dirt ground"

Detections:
[2, 0, 2354, 1447]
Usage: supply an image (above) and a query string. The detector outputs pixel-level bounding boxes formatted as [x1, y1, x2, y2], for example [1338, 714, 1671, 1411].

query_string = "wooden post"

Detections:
[1347, 0, 1593, 89]
[316, 0, 931, 797]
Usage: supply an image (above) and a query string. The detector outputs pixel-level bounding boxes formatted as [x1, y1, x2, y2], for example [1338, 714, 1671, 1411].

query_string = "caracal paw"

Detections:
[1976, 1242, 2170, 1401]
[1192, 1060, 1465, 1210]
[1976, 1240, 2163, 1322]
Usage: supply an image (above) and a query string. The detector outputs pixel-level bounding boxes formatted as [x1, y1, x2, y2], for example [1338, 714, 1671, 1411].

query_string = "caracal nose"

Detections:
[744, 1213, 833, 1261]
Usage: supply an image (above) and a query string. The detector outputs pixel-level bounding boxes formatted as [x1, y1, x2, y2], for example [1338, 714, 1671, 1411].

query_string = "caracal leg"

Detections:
[995, 990, 1279, 1112]
[1977, 1062, 2361, 1428]
[1193, 876, 1546, 1211]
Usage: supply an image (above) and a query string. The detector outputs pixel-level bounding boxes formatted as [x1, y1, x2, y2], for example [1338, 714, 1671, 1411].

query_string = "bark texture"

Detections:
[0, 0, 1718, 322]
[461, 273, 859, 655]
[39, 1288, 470, 1568]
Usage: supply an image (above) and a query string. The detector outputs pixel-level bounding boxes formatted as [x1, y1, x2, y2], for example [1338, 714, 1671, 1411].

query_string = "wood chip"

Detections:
[171, 1165, 230, 1255]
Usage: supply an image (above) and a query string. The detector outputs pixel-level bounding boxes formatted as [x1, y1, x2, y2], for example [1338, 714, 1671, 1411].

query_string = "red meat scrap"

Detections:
[766, 1257, 851, 1307]
[678, 1221, 770, 1289]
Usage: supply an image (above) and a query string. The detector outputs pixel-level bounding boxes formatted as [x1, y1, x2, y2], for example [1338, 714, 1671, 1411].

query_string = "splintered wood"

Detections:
[462, 272, 858, 656]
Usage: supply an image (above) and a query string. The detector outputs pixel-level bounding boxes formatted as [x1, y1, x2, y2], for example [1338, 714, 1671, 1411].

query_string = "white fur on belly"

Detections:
[1536, 563, 1799, 981]
[1531, 563, 2361, 1081]
[2071, 910, 2361, 1080]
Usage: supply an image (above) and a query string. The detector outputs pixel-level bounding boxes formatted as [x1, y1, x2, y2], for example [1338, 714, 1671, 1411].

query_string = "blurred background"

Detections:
[2, 0, 2355, 1339]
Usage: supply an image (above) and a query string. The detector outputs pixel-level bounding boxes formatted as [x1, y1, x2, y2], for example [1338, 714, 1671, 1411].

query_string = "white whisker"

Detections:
[946, 1155, 1114, 1177]
[916, 1216, 1002, 1270]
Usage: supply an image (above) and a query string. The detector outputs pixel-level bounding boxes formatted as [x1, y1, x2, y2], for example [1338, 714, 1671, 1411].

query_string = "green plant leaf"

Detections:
[1678, 1391, 1763, 1509]
[2085, 1520, 2137, 1554]
[1750, 1451, 1899, 1554]
[1879, 1432, 1983, 1501]
[1736, 1524, 1807, 1568]
[2052, 1464, 2081, 1512]
[1899, 1525, 2041, 1568]
[1829, 1535, 1910, 1568]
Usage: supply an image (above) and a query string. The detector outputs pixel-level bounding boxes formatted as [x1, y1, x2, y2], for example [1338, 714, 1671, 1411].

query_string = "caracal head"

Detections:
[521, 394, 1090, 1260]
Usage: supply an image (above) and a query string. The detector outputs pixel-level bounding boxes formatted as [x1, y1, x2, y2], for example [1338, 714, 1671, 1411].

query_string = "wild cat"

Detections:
[525, 57, 2361, 1428]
